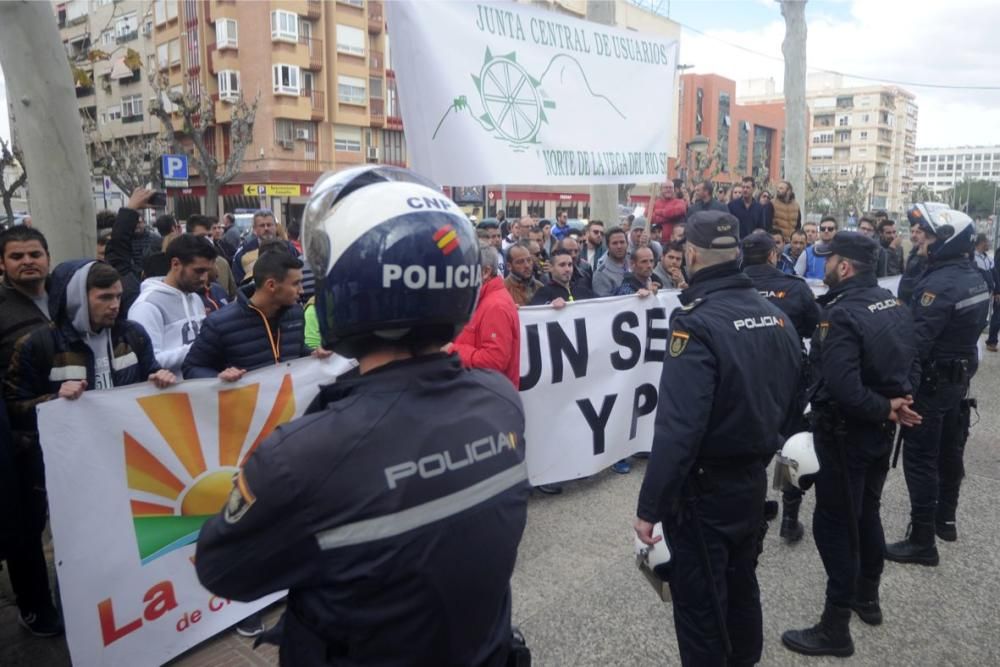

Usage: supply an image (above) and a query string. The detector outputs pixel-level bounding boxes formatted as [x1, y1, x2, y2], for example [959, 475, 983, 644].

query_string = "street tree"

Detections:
[0, 138, 27, 220]
[941, 179, 998, 219]
[148, 72, 259, 217]
[805, 166, 872, 221]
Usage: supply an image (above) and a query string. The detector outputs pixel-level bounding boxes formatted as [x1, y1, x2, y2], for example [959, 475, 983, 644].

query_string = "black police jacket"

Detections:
[898, 250, 926, 306]
[810, 272, 917, 424]
[195, 354, 529, 667]
[637, 262, 801, 522]
[743, 263, 820, 340]
[910, 257, 989, 372]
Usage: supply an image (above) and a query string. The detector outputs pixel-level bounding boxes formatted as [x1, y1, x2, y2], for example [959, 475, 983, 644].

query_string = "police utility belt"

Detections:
[923, 358, 970, 386]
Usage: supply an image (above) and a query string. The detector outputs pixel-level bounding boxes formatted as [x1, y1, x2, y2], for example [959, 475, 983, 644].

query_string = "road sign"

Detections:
[242, 184, 302, 197]
[164, 180, 188, 188]
[161, 154, 189, 182]
[103, 176, 111, 192]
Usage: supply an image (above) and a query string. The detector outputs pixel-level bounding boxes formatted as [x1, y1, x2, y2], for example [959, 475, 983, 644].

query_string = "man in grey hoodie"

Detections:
[128, 234, 218, 375]
[592, 226, 630, 296]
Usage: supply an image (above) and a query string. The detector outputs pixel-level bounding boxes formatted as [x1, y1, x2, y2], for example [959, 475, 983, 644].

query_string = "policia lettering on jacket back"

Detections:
[635, 211, 802, 667]
[195, 167, 530, 667]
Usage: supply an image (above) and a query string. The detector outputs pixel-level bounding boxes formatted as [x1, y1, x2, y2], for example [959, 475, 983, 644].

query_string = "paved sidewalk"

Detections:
[4, 346, 1000, 666]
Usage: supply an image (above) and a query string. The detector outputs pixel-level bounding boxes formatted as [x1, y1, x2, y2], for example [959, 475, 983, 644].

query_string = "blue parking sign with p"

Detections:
[162, 154, 188, 180]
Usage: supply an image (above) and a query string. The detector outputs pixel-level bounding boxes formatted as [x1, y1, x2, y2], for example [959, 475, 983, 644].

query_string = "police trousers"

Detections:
[4, 441, 54, 614]
[666, 463, 766, 667]
[902, 378, 970, 525]
[812, 428, 891, 607]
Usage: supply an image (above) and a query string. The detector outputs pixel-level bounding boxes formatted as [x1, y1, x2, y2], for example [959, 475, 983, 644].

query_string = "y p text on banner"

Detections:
[37, 357, 354, 667]
[386, 1, 679, 186]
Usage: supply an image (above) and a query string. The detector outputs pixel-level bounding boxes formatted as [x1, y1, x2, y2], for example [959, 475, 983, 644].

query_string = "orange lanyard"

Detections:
[249, 304, 281, 365]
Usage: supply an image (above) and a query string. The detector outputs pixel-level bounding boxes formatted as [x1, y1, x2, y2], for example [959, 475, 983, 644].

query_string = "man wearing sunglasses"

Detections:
[796, 217, 838, 279]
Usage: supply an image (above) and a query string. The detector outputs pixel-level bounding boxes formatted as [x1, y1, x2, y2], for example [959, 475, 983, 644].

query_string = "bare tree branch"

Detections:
[0, 138, 28, 219]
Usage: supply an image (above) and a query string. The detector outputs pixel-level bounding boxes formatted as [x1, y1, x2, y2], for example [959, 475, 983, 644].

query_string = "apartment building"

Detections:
[49, 0, 399, 219]
[673, 73, 785, 191]
[741, 74, 918, 214]
[56, 0, 161, 210]
[913, 146, 1000, 193]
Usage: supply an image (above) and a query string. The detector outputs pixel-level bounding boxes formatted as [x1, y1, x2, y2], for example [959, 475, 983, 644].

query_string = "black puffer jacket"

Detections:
[182, 291, 306, 378]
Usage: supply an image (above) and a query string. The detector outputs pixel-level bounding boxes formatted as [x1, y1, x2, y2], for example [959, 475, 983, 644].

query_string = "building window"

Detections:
[271, 10, 299, 42]
[107, 105, 122, 121]
[337, 75, 366, 105]
[335, 125, 362, 152]
[695, 88, 703, 135]
[218, 70, 240, 101]
[381, 129, 406, 165]
[837, 114, 850, 127]
[168, 39, 181, 66]
[336, 24, 365, 56]
[121, 94, 143, 121]
[752, 126, 774, 177]
[102, 31, 115, 47]
[369, 76, 383, 98]
[337, 0, 364, 6]
[717, 92, 730, 173]
[272, 64, 300, 95]
[859, 131, 868, 140]
[738, 120, 749, 173]
[154, 0, 166, 24]
[216, 18, 238, 50]
[275, 118, 295, 144]
[115, 13, 138, 42]
[157, 43, 169, 70]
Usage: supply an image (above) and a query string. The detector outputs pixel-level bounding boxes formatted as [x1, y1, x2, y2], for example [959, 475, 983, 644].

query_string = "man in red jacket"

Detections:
[649, 181, 687, 243]
[447, 246, 521, 388]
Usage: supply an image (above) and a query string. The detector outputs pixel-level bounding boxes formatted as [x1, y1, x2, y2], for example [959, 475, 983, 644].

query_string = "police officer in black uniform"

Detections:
[195, 166, 530, 666]
[635, 211, 802, 667]
[887, 204, 989, 565]
[781, 232, 920, 658]
[741, 232, 820, 543]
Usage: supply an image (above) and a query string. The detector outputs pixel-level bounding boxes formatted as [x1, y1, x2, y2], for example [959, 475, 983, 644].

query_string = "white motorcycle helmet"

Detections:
[906, 203, 976, 260]
[775, 432, 820, 491]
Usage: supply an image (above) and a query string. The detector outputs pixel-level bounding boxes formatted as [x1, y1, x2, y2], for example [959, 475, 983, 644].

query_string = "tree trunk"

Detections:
[586, 0, 620, 224]
[2, 195, 12, 220]
[204, 180, 220, 217]
[0, 1, 96, 260]
[780, 0, 808, 214]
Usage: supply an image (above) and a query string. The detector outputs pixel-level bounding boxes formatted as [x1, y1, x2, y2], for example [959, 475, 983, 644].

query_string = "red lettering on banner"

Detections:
[143, 581, 178, 621]
[208, 595, 231, 612]
[97, 580, 178, 646]
[176, 609, 202, 632]
[98, 598, 142, 646]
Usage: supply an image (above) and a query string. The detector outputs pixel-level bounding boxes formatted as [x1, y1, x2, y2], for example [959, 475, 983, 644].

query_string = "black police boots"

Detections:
[851, 577, 882, 626]
[781, 602, 855, 657]
[886, 522, 939, 566]
[779, 496, 804, 543]
[936, 507, 958, 542]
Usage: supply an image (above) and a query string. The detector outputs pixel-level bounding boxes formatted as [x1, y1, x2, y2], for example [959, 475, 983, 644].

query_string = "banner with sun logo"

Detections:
[37, 356, 354, 667]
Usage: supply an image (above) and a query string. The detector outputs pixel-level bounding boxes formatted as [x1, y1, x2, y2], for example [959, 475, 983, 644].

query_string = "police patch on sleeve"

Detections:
[920, 292, 936, 307]
[669, 331, 690, 357]
[223, 471, 256, 524]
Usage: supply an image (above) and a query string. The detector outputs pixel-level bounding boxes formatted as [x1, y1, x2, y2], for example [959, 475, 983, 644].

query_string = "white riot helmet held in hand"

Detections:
[634, 522, 672, 601]
[775, 432, 820, 491]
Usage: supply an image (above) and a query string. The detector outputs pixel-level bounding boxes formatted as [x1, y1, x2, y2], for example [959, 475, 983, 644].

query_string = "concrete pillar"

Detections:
[780, 0, 808, 211]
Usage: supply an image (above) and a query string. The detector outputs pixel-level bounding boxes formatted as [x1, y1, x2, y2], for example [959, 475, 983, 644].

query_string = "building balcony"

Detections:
[302, 89, 325, 120]
[75, 85, 95, 98]
[307, 0, 321, 20]
[370, 97, 384, 127]
[299, 35, 323, 71]
[116, 30, 138, 44]
[121, 114, 144, 124]
[370, 49, 384, 73]
[368, 0, 384, 33]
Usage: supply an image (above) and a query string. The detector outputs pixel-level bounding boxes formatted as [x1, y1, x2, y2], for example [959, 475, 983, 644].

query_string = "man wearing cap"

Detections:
[782, 232, 920, 658]
[740, 232, 820, 543]
[887, 205, 989, 564]
[634, 211, 801, 666]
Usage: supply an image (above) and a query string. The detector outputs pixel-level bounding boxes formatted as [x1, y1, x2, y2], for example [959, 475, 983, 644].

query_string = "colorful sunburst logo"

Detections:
[123, 375, 296, 564]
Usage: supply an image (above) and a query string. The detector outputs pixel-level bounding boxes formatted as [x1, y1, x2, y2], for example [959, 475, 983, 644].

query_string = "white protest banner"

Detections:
[386, 1, 678, 186]
[38, 356, 354, 667]
[517, 276, 903, 486]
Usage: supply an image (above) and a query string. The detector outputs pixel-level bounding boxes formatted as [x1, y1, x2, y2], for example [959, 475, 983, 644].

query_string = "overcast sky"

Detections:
[2, 0, 998, 149]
